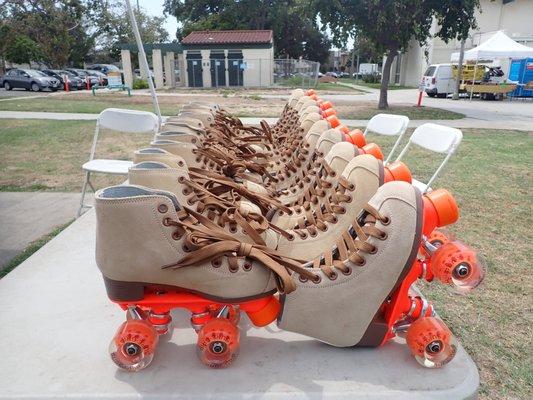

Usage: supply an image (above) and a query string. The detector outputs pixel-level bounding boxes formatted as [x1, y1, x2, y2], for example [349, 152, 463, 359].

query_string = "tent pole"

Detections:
[470, 59, 477, 101]
[125, 0, 162, 126]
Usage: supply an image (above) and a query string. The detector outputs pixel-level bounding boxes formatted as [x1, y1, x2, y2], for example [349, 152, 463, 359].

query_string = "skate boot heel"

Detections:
[103, 276, 145, 302]
[345, 129, 366, 147]
[384, 161, 412, 183]
[359, 143, 384, 160]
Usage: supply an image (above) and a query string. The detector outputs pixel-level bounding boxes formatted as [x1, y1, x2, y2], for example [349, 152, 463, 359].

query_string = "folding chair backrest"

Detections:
[364, 114, 409, 164]
[395, 123, 462, 192]
[98, 108, 159, 133]
[89, 108, 159, 161]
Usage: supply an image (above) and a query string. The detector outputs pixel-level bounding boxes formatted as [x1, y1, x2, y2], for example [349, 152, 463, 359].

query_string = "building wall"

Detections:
[242, 48, 273, 87]
[400, 0, 533, 86]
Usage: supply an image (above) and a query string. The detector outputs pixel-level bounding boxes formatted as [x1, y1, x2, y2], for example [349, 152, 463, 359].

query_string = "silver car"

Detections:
[2, 69, 60, 92]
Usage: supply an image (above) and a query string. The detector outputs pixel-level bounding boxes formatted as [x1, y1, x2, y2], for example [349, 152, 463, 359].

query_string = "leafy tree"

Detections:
[315, 0, 481, 109]
[5, 34, 42, 65]
[163, 0, 331, 64]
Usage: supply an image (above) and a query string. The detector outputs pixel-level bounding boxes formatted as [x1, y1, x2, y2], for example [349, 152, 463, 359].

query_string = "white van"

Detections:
[421, 64, 455, 98]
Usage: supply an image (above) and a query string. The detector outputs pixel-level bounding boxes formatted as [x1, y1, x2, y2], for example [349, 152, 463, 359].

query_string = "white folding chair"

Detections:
[395, 123, 462, 193]
[363, 114, 409, 164]
[77, 108, 159, 216]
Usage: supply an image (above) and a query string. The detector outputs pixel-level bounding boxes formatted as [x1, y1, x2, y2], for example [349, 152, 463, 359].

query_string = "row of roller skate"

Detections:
[95, 88, 485, 371]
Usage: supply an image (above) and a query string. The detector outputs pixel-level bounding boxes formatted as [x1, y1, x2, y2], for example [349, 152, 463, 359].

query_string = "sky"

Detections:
[136, 0, 179, 40]
[135, 0, 352, 50]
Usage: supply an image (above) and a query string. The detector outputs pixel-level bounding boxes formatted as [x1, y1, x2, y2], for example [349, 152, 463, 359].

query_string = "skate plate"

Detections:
[0, 210, 479, 399]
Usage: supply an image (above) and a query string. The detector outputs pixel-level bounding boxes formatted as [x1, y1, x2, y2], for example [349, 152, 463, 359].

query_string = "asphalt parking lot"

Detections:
[0, 88, 51, 98]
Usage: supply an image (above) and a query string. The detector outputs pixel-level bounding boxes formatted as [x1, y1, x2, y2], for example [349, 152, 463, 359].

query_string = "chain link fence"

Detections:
[273, 59, 320, 88]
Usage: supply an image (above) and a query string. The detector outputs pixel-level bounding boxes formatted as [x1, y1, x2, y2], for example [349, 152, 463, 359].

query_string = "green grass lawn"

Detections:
[0, 119, 531, 398]
[337, 104, 464, 120]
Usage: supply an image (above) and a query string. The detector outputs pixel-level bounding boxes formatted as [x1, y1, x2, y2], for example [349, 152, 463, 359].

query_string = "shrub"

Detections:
[362, 72, 381, 83]
[132, 79, 149, 89]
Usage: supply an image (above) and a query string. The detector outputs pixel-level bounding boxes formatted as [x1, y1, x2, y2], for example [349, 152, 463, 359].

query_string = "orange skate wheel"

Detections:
[428, 229, 454, 247]
[424, 189, 459, 227]
[431, 241, 486, 293]
[361, 143, 383, 160]
[406, 317, 457, 368]
[246, 296, 280, 327]
[197, 318, 240, 368]
[109, 319, 158, 371]
[306, 89, 316, 96]
[345, 129, 366, 148]
[384, 161, 412, 183]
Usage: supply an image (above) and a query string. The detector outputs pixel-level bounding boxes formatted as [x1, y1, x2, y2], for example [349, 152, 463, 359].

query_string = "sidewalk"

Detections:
[1, 110, 531, 130]
[0, 209, 479, 399]
[0, 192, 90, 268]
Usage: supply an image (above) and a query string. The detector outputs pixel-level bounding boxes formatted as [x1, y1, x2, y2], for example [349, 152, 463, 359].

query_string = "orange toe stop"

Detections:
[361, 143, 383, 160]
[246, 296, 280, 327]
[346, 129, 366, 148]
[320, 101, 333, 111]
[326, 115, 340, 128]
[424, 188, 459, 228]
[384, 161, 412, 183]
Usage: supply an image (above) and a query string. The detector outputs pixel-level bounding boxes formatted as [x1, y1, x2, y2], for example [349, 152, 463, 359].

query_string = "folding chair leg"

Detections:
[77, 171, 91, 217]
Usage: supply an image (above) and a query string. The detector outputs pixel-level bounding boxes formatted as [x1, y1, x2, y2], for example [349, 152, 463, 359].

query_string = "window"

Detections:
[424, 66, 436, 77]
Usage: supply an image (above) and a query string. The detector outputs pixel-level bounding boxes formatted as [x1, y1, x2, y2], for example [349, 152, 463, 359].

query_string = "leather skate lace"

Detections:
[291, 175, 355, 232]
[161, 206, 314, 294]
[301, 204, 389, 281]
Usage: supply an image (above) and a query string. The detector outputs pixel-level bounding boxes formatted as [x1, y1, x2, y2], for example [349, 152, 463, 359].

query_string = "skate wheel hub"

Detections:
[123, 342, 141, 357]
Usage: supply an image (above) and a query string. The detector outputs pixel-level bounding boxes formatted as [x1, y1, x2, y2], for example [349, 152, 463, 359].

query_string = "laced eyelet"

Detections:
[162, 217, 171, 226]
[187, 199, 195, 206]
[369, 246, 378, 254]
[229, 265, 239, 273]
[330, 171, 337, 177]
[287, 234, 295, 241]
[182, 189, 189, 195]
[211, 259, 222, 268]
[339, 207, 346, 214]
[157, 204, 168, 213]
[299, 275, 309, 283]
[178, 176, 185, 183]
[328, 271, 338, 281]
[321, 225, 329, 232]
[342, 266, 352, 276]
[178, 160, 185, 167]
[381, 216, 391, 225]
[331, 216, 338, 223]
[182, 244, 191, 252]
[346, 195, 353, 203]
[310, 230, 318, 237]
[312, 275, 322, 284]
[349, 183, 355, 191]
[195, 157, 201, 163]
[171, 231, 181, 240]
[300, 232, 308, 239]
[379, 232, 388, 240]
[356, 258, 366, 266]
[243, 262, 252, 271]
[229, 226, 237, 233]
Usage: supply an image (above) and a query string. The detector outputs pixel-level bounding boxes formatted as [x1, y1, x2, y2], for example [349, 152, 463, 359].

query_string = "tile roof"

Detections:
[181, 30, 273, 45]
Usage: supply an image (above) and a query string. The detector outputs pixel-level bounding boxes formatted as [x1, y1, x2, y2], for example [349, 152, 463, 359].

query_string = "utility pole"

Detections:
[453, 38, 466, 100]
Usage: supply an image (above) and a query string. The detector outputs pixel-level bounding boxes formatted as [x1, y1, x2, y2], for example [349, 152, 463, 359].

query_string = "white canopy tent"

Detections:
[450, 31, 533, 100]
[451, 31, 533, 62]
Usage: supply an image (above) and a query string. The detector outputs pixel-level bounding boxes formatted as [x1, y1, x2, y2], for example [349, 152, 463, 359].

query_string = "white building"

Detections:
[393, 0, 533, 87]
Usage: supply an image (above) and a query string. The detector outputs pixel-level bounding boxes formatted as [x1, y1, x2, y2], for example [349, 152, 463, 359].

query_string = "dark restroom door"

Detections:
[228, 51, 244, 86]
[186, 52, 203, 87]
[210, 51, 226, 87]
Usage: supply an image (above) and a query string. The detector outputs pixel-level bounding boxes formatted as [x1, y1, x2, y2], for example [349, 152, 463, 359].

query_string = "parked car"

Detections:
[87, 64, 120, 75]
[1, 68, 60, 91]
[64, 68, 100, 87]
[422, 64, 454, 98]
[87, 70, 108, 86]
[41, 69, 85, 90]
[325, 71, 339, 78]
[338, 71, 350, 78]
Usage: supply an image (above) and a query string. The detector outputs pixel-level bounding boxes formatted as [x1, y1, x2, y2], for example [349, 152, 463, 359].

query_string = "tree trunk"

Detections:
[453, 39, 466, 100]
[379, 48, 398, 109]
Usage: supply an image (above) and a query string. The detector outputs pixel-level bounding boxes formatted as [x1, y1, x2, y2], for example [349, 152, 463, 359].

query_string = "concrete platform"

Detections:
[0, 210, 479, 399]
